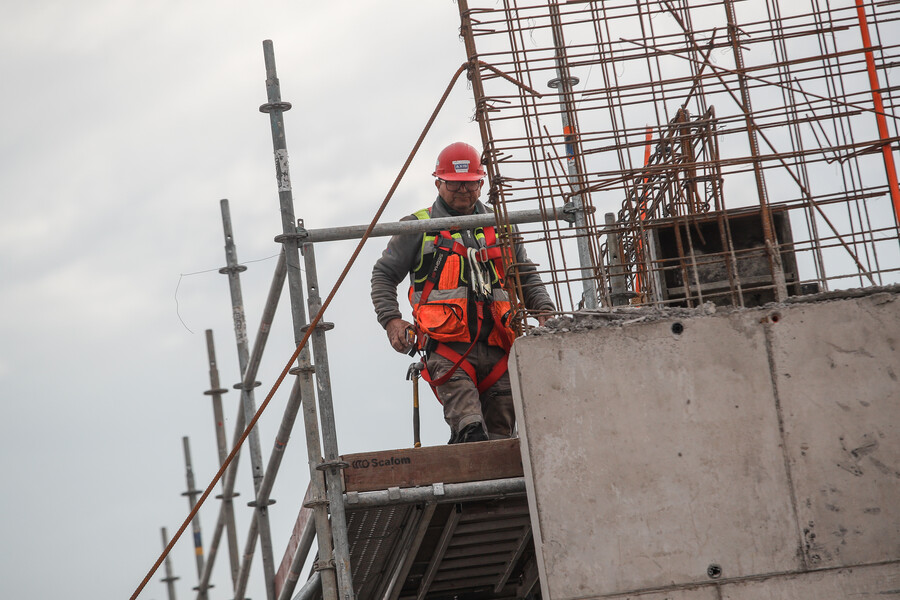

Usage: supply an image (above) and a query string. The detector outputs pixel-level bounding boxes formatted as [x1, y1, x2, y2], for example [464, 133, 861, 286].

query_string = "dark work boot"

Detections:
[452, 422, 489, 444]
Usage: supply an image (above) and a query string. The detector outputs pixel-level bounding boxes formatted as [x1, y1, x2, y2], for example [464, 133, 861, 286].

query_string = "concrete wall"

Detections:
[509, 288, 900, 600]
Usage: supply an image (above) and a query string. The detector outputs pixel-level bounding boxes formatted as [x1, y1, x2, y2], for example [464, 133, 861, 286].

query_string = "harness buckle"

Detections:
[434, 237, 454, 251]
[467, 247, 493, 301]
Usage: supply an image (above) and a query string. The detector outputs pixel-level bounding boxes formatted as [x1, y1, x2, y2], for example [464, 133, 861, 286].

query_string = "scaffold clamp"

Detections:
[203, 387, 229, 396]
[316, 459, 350, 471]
[301, 321, 335, 333]
[218, 264, 248, 275]
[259, 101, 292, 113]
[548, 76, 580, 89]
[313, 558, 336, 572]
[232, 381, 262, 391]
[247, 498, 277, 508]
[561, 202, 578, 224]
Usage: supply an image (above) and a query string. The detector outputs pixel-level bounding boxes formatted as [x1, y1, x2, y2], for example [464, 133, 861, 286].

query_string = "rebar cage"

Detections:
[457, 0, 900, 316]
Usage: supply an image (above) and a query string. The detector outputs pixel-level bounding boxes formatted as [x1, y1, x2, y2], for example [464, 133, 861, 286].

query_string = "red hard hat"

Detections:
[432, 142, 486, 181]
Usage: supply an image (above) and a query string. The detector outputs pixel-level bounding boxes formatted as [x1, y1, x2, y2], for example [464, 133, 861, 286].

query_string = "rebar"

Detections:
[444, 0, 900, 309]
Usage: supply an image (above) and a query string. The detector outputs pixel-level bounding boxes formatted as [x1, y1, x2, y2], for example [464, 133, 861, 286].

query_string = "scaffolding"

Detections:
[141, 2, 900, 600]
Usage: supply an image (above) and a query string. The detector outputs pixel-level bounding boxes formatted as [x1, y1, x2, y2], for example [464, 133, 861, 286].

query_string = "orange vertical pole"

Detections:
[855, 0, 900, 223]
[641, 127, 653, 219]
[635, 127, 653, 296]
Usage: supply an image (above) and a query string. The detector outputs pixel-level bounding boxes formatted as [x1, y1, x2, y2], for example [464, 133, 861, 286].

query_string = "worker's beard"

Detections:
[450, 193, 477, 214]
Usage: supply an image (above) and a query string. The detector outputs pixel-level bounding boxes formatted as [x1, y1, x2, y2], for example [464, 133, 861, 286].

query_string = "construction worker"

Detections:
[371, 142, 555, 444]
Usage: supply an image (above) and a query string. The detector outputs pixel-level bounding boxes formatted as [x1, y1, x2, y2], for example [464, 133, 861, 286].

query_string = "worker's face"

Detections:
[436, 178, 483, 215]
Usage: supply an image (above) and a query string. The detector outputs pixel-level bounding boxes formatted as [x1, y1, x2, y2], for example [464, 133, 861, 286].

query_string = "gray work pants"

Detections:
[425, 342, 515, 441]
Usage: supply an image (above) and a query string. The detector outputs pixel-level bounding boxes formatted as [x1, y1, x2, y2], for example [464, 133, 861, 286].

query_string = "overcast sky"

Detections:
[0, 2, 486, 598]
[5, 2, 900, 599]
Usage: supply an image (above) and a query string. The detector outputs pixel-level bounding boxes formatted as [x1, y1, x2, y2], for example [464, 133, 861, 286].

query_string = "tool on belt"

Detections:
[406, 361, 424, 448]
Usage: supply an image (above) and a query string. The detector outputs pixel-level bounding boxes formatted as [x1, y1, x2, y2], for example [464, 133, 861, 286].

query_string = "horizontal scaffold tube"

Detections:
[276, 207, 580, 244]
[343, 477, 526, 509]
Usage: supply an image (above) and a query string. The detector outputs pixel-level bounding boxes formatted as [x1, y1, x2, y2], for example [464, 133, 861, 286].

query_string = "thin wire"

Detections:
[174, 254, 282, 334]
[130, 61, 468, 600]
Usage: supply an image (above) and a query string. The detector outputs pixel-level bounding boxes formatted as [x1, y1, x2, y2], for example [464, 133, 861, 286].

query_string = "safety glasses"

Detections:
[440, 179, 483, 192]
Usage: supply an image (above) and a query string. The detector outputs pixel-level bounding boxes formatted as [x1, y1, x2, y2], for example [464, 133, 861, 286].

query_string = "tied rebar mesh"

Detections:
[457, 0, 900, 315]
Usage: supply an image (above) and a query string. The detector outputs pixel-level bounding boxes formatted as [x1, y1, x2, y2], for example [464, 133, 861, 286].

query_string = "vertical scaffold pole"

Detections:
[259, 39, 353, 600]
[160, 527, 179, 600]
[855, 0, 900, 226]
[194, 407, 246, 599]
[213, 250, 290, 600]
[202, 329, 241, 588]
[181, 437, 208, 600]
[548, 0, 600, 309]
[219, 199, 279, 600]
[299, 239, 354, 596]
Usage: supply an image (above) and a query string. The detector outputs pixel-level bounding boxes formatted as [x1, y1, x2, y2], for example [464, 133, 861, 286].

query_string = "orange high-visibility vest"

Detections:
[407, 207, 515, 351]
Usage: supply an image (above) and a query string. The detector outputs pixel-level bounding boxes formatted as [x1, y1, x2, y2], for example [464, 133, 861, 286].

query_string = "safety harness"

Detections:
[410, 210, 515, 401]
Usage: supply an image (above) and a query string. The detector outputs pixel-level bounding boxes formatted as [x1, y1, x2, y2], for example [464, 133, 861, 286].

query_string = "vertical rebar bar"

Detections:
[181, 437, 208, 600]
[219, 198, 279, 599]
[203, 329, 241, 588]
[604, 213, 629, 306]
[723, 0, 787, 301]
[260, 39, 347, 600]
[160, 527, 179, 600]
[455, 0, 531, 326]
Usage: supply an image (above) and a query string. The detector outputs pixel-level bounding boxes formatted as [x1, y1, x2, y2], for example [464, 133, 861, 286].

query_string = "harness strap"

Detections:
[435, 230, 504, 264]
[481, 226, 507, 278]
[415, 241, 453, 311]
[421, 340, 510, 399]
[435, 232, 468, 257]
[421, 302, 483, 386]
[415, 224, 511, 401]
[420, 302, 509, 399]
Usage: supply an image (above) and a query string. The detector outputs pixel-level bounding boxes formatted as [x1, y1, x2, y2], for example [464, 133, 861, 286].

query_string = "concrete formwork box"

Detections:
[766, 291, 900, 569]
[509, 288, 900, 600]
[509, 309, 801, 597]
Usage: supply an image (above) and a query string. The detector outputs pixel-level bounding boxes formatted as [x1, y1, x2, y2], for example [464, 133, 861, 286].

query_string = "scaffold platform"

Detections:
[285, 439, 539, 600]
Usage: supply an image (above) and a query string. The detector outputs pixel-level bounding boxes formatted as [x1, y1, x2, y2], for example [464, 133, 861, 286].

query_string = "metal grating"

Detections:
[332, 493, 537, 600]
[346, 505, 415, 600]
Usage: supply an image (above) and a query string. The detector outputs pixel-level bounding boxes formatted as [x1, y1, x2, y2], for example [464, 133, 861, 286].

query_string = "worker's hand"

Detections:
[536, 311, 553, 327]
[386, 318, 416, 354]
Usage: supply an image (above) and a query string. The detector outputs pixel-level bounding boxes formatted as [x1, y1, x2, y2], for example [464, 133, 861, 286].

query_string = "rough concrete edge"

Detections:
[508, 344, 551, 600]
[526, 284, 900, 336]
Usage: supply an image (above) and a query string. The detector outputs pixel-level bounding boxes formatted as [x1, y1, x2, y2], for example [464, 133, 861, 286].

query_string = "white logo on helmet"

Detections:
[452, 159, 471, 173]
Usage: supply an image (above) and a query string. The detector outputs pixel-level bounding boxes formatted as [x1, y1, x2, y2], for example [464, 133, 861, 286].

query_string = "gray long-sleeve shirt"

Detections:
[370, 196, 555, 330]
